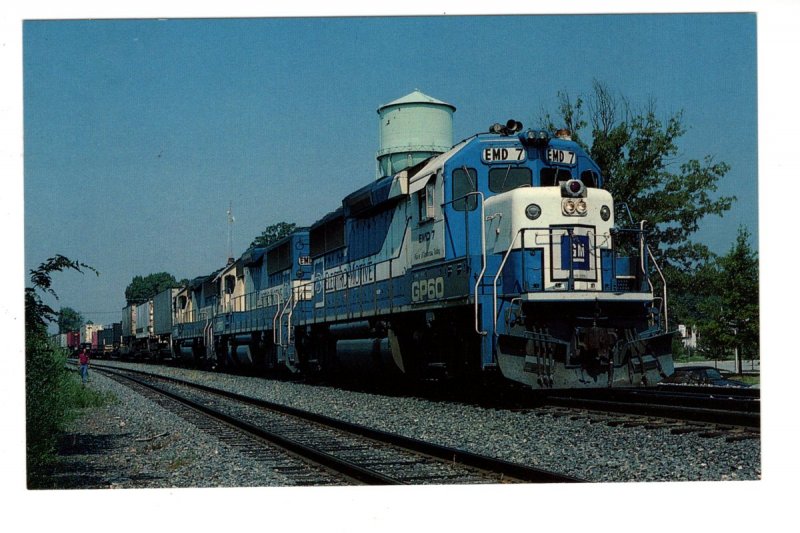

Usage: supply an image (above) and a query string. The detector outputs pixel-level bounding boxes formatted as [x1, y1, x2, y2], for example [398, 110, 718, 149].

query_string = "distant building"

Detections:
[677, 324, 697, 350]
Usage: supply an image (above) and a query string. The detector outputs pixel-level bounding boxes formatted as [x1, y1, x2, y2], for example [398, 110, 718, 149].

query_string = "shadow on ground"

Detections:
[28, 432, 163, 490]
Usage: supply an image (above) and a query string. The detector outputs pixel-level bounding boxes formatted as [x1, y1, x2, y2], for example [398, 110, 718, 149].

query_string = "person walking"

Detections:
[79, 348, 90, 385]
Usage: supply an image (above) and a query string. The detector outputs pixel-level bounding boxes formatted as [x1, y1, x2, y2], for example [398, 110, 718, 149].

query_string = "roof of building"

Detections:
[377, 90, 456, 112]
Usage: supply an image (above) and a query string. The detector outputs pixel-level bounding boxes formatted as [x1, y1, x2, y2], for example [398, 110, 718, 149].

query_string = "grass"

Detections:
[672, 352, 761, 386]
[26, 336, 117, 476]
[726, 374, 760, 386]
[61, 369, 118, 408]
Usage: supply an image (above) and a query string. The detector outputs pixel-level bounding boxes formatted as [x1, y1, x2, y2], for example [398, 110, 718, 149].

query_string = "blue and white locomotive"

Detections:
[167, 91, 674, 389]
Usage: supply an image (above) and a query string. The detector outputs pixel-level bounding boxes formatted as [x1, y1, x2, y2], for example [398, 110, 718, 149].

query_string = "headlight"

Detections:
[600, 205, 611, 221]
[525, 203, 541, 220]
[562, 198, 588, 216]
[561, 179, 586, 198]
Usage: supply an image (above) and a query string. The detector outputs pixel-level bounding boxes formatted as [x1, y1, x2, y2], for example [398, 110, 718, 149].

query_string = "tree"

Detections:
[26, 255, 97, 468]
[539, 81, 737, 329]
[539, 81, 735, 271]
[57, 306, 84, 334]
[250, 221, 296, 248]
[697, 227, 759, 369]
[124, 272, 179, 305]
[26, 255, 98, 333]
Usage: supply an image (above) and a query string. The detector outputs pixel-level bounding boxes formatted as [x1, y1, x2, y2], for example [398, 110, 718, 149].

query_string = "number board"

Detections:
[482, 145, 527, 163]
[546, 148, 576, 165]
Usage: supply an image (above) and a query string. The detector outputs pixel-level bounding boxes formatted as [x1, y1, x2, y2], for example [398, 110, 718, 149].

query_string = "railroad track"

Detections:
[539, 386, 760, 429]
[96, 366, 584, 485]
[493, 386, 761, 444]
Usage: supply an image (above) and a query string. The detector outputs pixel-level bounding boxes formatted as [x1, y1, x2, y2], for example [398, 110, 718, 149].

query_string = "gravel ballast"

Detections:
[39, 361, 760, 488]
[31, 369, 297, 489]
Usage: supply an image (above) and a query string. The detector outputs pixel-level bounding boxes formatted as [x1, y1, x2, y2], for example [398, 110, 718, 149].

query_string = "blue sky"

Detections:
[22, 14, 758, 328]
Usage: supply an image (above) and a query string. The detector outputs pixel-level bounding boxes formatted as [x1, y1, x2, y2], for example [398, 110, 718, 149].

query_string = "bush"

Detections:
[26, 333, 116, 473]
[25, 331, 70, 469]
[25, 254, 101, 473]
[60, 365, 117, 410]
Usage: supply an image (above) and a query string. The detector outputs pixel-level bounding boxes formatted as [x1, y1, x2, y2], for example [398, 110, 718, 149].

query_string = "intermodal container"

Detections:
[122, 305, 136, 338]
[135, 301, 153, 339]
[153, 288, 178, 335]
[67, 331, 80, 349]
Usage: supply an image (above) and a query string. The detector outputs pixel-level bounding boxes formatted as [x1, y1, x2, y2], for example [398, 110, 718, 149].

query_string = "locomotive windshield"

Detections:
[488, 166, 532, 193]
[580, 170, 599, 188]
[540, 167, 573, 186]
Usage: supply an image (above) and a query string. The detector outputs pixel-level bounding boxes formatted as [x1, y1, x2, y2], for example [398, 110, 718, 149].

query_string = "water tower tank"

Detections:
[376, 90, 455, 178]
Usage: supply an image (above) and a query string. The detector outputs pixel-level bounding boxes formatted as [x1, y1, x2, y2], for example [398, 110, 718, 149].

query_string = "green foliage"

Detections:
[125, 272, 179, 305]
[61, 368, 118, 410]
[538, 81, 745, 345]
[26, 340, 115, 466]
[671, 337, 689, 360]
[25, 254, 104, 473]
[26, 334, 69, 468]
[697, 227, 759, 360]
[539, 81, 735, 270]
[25, 255, 98, 333]
[250, 221, 296, 249]
[728, 374, 760, 386]
[57, 306, 84, 334]
[664, 260, 719, 330]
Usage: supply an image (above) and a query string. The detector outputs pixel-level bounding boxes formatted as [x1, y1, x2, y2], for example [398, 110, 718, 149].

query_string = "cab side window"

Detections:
[418, 178, 436, 222]
[452, 167, 478, 211]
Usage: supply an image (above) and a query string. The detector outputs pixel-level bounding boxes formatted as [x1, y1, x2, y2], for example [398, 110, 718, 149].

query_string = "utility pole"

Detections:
[730, 323, 742, 375]
[227, 201, 235, 265]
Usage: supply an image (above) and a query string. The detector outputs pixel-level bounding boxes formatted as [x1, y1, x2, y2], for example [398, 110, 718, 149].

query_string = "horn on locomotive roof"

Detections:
[489, 119, 523, 136]
[506, 119, 523, 133]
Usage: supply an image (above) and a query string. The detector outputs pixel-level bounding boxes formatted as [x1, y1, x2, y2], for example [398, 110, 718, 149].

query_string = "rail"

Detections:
[542, 387, 760, 428]
[442, 190, 488, 336]
[471, 192, 488, 336]
[639, 220, 669, 330]
[272, 293, 285, 346]
[171, 217, 666, 341]
[278, 289, 297, 348]
[491, 226, 572, 335]
[98, 365, 585, 484]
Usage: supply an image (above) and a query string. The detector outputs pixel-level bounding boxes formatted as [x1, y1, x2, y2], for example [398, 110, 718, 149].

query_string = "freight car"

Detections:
[156, 91, 674, 390]
[96, 323, 121, 358]
[66, 330, 80, 351]
[120, 293, 174, 360]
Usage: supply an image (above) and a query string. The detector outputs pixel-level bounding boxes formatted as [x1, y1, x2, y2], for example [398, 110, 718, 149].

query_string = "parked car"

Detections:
[660, 365, 751, 387]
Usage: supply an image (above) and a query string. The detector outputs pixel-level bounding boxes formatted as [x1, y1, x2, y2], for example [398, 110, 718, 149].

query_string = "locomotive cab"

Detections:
[462, 126, 674, 388]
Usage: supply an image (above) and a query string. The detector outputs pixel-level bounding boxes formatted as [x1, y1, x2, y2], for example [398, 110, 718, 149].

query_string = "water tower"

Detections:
[376, 90, 455, 178]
